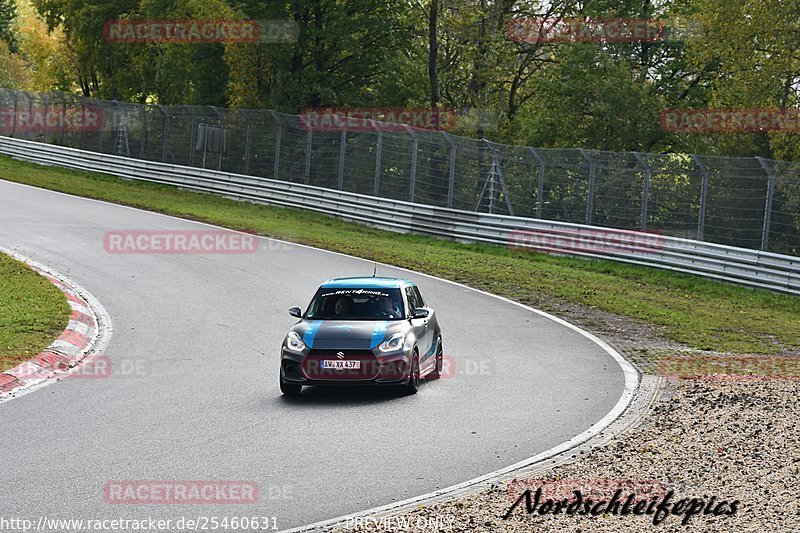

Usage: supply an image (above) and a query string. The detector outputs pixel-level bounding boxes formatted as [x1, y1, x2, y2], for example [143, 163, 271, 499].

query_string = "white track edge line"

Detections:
[0, 178, 639, 528]
[0, 243, 114, 403]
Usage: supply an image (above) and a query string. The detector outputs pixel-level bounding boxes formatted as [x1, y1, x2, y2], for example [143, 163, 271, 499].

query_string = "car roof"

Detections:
[320, 276, 415, 289]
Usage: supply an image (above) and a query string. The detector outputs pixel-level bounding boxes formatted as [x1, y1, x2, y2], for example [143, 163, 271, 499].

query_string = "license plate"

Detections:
[321, 360, 361, 370]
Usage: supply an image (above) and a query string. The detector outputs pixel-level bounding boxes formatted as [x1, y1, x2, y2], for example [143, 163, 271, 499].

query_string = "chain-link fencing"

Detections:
[1, 88, 798, 256]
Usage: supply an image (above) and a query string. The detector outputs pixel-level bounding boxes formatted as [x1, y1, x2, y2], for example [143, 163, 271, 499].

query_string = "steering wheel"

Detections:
[377, 304, 401, 319]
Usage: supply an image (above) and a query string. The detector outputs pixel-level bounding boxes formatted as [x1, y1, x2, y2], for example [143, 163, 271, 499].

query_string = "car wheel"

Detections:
[428, 337, 443, 379]
[280, 376, 302, 396]
[403, 351, 420, 395]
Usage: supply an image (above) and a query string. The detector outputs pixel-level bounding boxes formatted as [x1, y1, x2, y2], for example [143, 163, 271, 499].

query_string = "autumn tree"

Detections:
[0, 0, 16, 52]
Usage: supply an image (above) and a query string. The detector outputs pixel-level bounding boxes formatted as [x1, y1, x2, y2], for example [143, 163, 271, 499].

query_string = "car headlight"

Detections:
[378, 332, 406, 352]
[285, 331, 306, 352]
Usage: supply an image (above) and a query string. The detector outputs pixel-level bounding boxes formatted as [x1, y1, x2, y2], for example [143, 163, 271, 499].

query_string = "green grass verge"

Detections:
[0, 251, 71, 372]
[1, 154, 798, 355]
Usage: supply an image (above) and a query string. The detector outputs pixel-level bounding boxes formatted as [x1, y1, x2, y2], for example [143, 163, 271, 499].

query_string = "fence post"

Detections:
[110, 100, 128, 157]
[475, 140, 514, 216]
[157, 105, 169, 163]
[243, 114, 252, 175]
[372, 121, 383, 196]
[211, 107, 225, 171]
[27, 94, 34, 141]
[579, 148, 596, 225]
[474, 139, 496, 213]
[338, 129, 347, 190]
[79, 100, 86, 149]
[269, 110, 282, 180]
[96, 100, 104, 152]
[530, 147, 545, 218]
[60, 97, 68, 145]
[138, 104, 146, 159]
[305, 128, 312, 183]
[189, 115, 197, 166]
[445, 134, 457, 209]
[756, 157, 776, 251]
[691, 154, 709, 241]
[41, 96, 50, 144]
[492, 141, 515, 216]
[403, 125, 418, 202]
[489, 165, 496, 214]
[633, 152, 651, 230]
[10, 91, 18, 138]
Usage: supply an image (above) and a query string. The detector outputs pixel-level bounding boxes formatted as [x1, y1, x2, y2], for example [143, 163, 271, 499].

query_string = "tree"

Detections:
[225, 0, 417, 110]
[0, 0, 17, 52]
[31, 0, 234, 104]
[0, 40, 28, 88]
[671, 0, 800, 158]
[15, 0, 73, 91]
[0, 0, 72, 91]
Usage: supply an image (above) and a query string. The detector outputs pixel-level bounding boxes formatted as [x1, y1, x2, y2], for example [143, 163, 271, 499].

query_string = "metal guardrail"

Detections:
[1, 136, 798, 296]
[3, 87, 800, 256]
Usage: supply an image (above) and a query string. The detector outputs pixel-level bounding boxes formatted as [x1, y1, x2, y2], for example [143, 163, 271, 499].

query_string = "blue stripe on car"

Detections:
[303, 320, 324, 348]
[370, 321, 389, 349]
[424, 336, 438, 357]
[320, 277, 414, 289]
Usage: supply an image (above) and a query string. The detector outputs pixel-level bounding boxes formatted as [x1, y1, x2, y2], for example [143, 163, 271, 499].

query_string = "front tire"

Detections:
[428, 337, 443, 380]
[280, 376, 302, 396]
[403, 352, 420, 395]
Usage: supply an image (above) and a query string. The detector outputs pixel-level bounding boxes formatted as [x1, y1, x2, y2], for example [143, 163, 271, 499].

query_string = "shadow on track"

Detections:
[272, 384, 420, 406]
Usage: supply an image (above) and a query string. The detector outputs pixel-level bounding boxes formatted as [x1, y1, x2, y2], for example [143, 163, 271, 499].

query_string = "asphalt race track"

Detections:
[0, 179, 627, 530]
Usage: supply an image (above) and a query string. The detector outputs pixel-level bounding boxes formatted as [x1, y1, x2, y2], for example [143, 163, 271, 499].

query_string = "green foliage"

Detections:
[0, 0, 799, 159]
[225, 0, 417, 110]
[0, 0, 16, 52]
[31, 0, 233, 103]
[2, 153, 798, 355]
[510, 43, 664, 151]
[0, 251, 70, 372]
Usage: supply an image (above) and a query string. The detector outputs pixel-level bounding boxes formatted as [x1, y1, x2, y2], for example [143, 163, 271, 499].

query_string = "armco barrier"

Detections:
[1, 136, 798, 295]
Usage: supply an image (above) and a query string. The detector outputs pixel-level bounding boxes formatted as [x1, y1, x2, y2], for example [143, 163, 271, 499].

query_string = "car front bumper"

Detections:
[280, 348, 412, 385]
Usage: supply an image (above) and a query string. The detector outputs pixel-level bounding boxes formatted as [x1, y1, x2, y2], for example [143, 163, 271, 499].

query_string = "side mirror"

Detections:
[411, 307, 429, 319]
[289, 306, 302, 318]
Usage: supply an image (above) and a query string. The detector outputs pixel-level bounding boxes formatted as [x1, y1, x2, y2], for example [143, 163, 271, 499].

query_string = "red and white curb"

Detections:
[0, 246, 112, 402]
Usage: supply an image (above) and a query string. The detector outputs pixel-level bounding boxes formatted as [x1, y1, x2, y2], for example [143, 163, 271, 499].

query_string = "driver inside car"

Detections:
[334, 296, 354, 317]
[377, 296, 401, 319]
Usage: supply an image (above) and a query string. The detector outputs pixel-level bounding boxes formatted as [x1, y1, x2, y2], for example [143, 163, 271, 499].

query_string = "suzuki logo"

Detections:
[337, 352, 345, 359]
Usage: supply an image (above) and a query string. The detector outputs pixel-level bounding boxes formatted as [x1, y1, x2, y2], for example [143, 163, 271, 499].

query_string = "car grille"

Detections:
[302, 350, 380, 381]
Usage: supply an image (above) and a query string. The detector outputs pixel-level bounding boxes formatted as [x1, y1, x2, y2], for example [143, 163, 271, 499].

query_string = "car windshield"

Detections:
[305, 288, 405, 320]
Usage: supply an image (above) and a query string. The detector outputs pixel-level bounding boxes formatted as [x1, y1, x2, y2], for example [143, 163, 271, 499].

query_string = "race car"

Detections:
[279, 277, 443, 396]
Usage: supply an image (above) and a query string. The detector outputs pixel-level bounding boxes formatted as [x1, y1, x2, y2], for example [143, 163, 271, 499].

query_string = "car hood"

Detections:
[291, 320, 409, 350]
